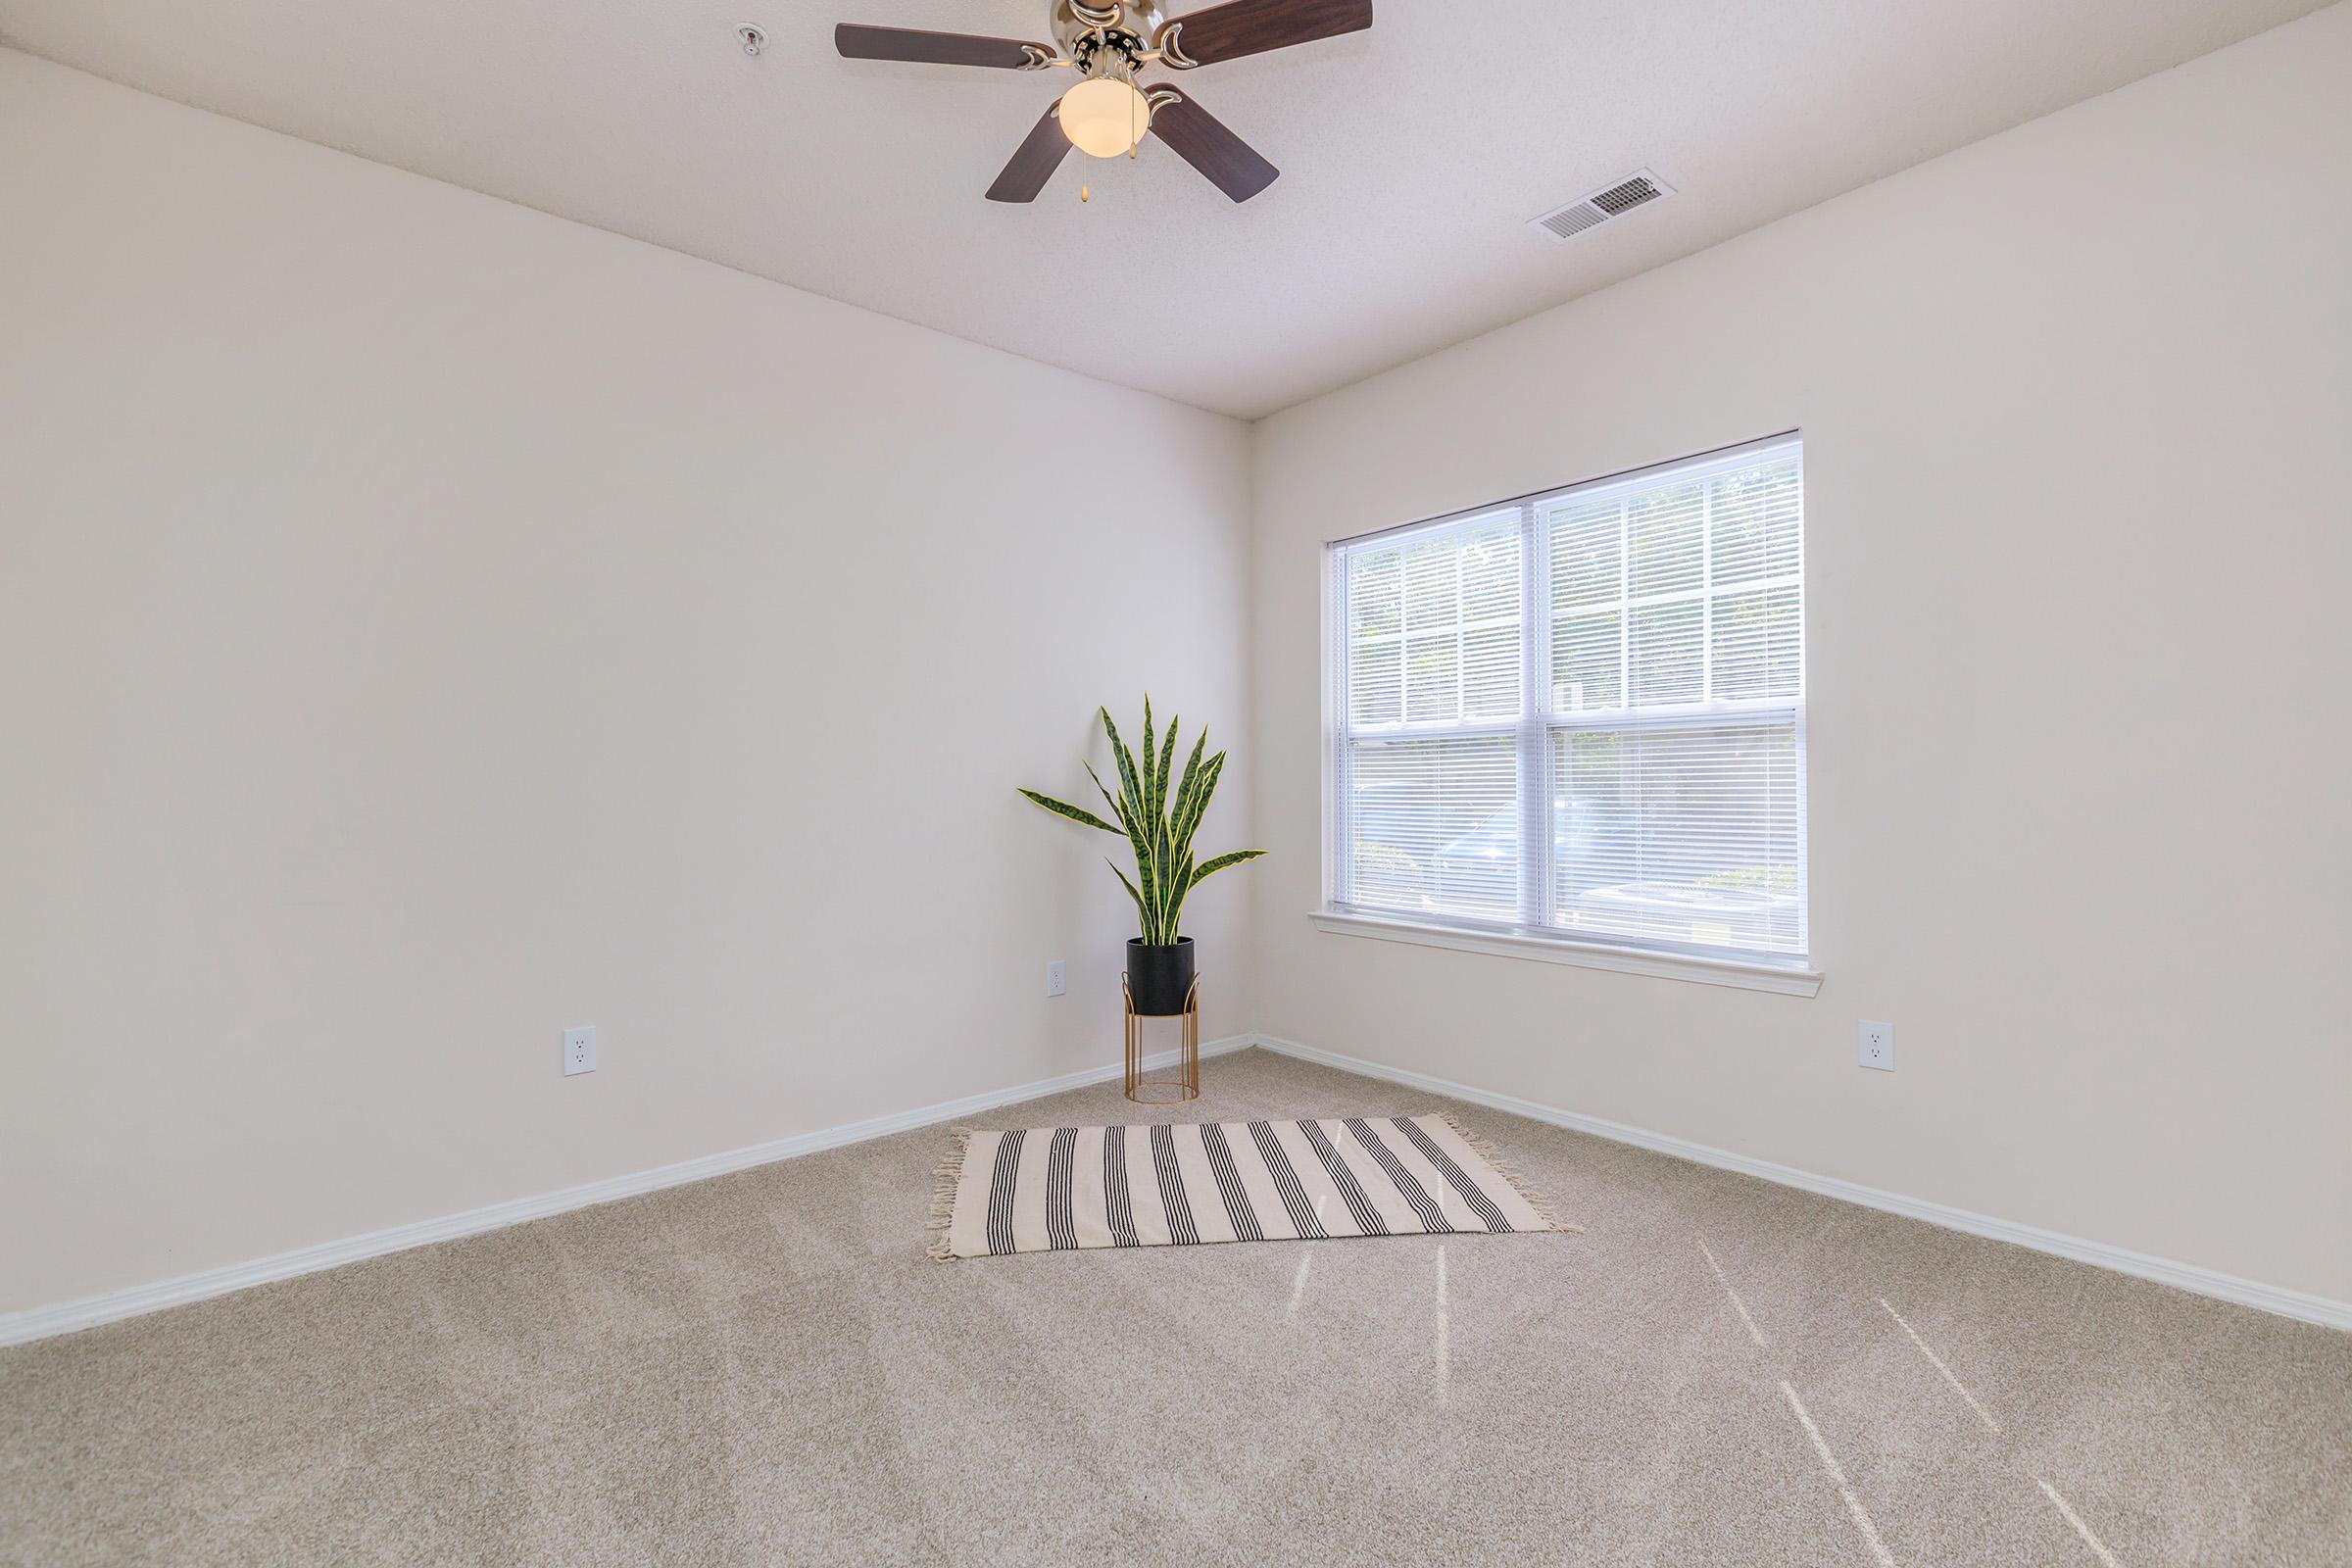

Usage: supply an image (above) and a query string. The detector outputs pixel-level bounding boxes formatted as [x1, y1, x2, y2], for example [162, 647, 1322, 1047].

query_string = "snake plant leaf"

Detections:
[1106, 858, 1148, 922]
[1137, 833, 1160, 921]
[1019, 790, 1123, 834]
[1023, 701, 1266, 946]
[1155, 717, 1179, 817]
[1171, 731, 1207, 825]
[1089, 716, 1149, 843]
[1140, 696, 1156, 810]
[1120, 715, 1169, 934]
[1083, 760, 1133, 837]
[1188, 849, 1266, 890]
[1152, 781, 1172, 891]
[1174, 752, 1226, 847]
[1101, 708, 1144, 822]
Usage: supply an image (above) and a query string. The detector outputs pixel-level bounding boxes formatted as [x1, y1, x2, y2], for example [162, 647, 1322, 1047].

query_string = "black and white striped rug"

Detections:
[929, 1115, 1573, 1258]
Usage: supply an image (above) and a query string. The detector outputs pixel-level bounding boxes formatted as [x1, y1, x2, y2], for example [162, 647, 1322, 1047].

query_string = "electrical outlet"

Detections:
[1046, 960, 1066, 998]
[1858, 1020, 1893, 1072]
[564, 1025, 597, 1076]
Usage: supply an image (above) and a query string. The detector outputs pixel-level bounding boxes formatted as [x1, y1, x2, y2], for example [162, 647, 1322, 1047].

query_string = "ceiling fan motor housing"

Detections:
[1054, 1, 1167, 75]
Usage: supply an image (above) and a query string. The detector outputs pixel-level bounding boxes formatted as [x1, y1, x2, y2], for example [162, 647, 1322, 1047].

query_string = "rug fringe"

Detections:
[1435, 1113, 1584, 1234]
[925, 1127, 973, 1262]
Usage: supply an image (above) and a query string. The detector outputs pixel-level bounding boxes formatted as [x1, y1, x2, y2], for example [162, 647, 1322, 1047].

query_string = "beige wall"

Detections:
[0, 50, 1255, 1314]
[1249, 7, 2352, 1302]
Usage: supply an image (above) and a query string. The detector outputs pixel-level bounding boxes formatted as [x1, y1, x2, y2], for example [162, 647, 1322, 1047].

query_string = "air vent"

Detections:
[1530, 169, 1675, 243]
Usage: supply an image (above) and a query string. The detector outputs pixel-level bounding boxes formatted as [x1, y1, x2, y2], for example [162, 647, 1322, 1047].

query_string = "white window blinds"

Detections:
[1328, 435, 1807, 964]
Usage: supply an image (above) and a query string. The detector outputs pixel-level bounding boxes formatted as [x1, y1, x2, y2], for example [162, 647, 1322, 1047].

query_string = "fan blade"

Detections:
[1149, 90, 1278, 203]
[835, 24, 1050, 70]
[986, 106, 1074, 203]
[1157, 0, 1371, 67]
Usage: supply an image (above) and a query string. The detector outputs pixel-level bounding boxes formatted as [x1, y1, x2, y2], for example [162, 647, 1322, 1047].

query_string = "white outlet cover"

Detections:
[1858, 1020, 1893, 1072]
[564, 1025, 597, 1076]
[1046, 960, 1066, 998]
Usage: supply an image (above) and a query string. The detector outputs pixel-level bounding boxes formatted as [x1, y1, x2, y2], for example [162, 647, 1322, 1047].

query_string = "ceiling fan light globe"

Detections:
[1058, 76, 1149, 159]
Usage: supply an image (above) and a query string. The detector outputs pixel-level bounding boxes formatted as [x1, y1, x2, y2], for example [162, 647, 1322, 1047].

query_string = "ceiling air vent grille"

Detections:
[1530, 169, 1674, 243]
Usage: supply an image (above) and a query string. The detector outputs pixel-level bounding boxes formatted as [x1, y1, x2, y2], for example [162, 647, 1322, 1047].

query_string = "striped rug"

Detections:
[929, 1115, 1573, 1259]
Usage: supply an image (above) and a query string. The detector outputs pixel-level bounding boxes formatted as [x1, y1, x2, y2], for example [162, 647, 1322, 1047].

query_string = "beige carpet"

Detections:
[2, 1048, 2346, 1565]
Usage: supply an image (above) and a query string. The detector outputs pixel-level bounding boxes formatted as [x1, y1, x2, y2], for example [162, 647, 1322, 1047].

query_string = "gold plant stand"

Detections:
[1122, 973, 1200, 1104]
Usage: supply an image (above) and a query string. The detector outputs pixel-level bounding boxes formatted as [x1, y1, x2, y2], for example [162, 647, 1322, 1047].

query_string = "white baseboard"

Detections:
[1250, 1034, 2352, 1333]
[16, 1032, 2337, 1344]
[0, 1036, 1251, 1348]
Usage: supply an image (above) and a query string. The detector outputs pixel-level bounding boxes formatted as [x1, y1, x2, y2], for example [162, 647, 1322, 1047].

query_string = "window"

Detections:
[1325, 435, 1807, 973]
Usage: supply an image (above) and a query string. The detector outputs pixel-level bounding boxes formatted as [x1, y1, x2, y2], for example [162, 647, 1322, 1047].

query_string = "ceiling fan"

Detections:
[835, 1, 1373, 204]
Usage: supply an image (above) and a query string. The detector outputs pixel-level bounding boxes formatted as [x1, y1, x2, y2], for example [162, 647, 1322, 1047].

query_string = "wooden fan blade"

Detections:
[835, 24, 1049, 70]
[1158, 0, 1371, 67]
[1149, 91, 1278, 203]
[987, 106, 1074, 203]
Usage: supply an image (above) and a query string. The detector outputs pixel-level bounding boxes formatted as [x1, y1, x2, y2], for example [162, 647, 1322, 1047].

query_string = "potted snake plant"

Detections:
[1020, 700, 1264, 1015]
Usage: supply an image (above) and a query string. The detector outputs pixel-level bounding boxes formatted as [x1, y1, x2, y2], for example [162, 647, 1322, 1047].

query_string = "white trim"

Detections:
[1322, 543, 1348, 910]
[0, 1037, 1251, 1348]
[1250, 1033, 2352, 1333]
[1309, 907, 1824, 997]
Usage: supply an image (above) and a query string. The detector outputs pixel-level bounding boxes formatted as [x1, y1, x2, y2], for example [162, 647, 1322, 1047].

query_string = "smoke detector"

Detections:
[1530, 169, 1675, 242]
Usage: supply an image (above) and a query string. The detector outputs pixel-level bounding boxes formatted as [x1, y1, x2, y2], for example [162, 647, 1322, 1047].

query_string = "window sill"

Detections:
[1306, 909, 1823, 997]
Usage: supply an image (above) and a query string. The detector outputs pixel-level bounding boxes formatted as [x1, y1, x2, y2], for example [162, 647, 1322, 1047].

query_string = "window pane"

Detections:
[1348, 548, 1401, 639]
[1550, 720, 1803, 956]
[1403, 632, 1459, 722]
[1347, 735, 1520, 921]
[1460, 527, 1518, 622]
[1552, 608, 1621, 712]
[1710, 585, 1802, 701]
[1708, 458, 1801, 587]
[1628, 599, 1703, 705]
[1544, 447, 1804, 722]
[1628, 481, 1705, 599]
[1348, 637, 1399, 725]
[1347, 518, 1520, 728]
[1462, 625, 1519, 718]
[1402, 536, 1459, 630]
[1548, 497, 1623, 611]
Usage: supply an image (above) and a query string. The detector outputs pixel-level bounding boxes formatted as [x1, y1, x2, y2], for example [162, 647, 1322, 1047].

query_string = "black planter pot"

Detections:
[1126, 937, 1197, 1016]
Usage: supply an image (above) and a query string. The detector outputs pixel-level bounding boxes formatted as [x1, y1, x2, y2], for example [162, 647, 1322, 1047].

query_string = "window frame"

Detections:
[1319, 432, 1818, 993]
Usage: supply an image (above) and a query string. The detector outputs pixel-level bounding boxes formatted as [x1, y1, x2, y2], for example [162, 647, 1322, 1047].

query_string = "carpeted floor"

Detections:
[3, 1047, 2346, 1565]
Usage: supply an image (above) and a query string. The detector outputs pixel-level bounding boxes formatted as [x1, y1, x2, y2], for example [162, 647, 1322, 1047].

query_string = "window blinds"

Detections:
[1329, 435, 1806, 963]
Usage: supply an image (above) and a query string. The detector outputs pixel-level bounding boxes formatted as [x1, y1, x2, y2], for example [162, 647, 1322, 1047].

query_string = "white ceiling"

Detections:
[1, 0, 2324, 418]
